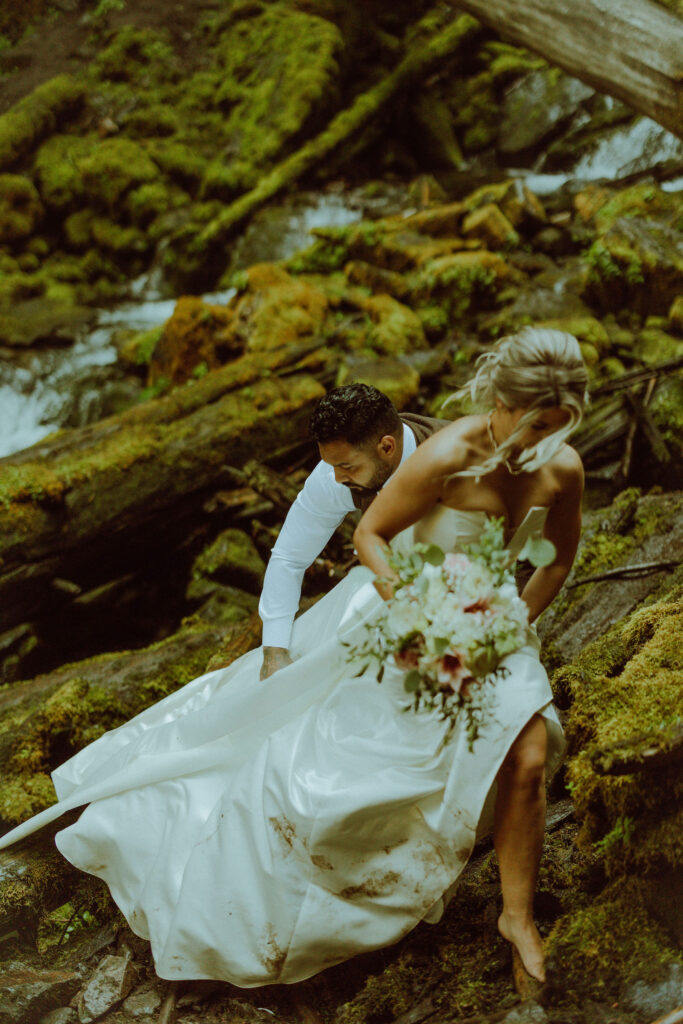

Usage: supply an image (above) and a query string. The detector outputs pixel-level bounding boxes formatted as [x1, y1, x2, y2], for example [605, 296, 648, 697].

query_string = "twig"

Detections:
[590, 356, 683, 396]
[157, 982, 178, 1024]
[618, 375, 656, 484]
[566, 560, 680, 588]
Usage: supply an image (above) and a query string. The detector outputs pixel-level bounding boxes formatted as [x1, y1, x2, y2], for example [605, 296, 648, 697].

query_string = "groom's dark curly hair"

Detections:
[309, 384, 402, 448]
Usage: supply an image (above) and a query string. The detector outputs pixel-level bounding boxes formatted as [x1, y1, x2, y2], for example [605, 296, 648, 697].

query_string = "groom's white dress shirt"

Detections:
[259, 423, 418, 649]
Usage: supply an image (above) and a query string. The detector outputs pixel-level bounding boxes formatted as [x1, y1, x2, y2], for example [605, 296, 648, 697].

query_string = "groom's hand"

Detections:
[260, 646, 293, 680]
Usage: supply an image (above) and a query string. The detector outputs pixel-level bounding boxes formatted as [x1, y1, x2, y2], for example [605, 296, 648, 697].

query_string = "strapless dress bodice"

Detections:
[414, 504, 549, 562]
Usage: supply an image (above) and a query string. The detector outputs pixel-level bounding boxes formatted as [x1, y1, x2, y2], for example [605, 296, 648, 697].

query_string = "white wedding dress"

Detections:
[0, 506, 564, 987]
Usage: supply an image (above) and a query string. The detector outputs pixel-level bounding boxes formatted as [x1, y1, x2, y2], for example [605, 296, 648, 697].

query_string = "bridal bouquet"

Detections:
[345, 518, 554, 750]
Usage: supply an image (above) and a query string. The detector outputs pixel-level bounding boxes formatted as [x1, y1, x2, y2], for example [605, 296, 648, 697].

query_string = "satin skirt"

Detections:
[1, 567, 564, 986]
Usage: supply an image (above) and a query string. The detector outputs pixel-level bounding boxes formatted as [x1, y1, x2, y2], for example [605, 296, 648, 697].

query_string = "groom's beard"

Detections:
[342, 464, 393, 498]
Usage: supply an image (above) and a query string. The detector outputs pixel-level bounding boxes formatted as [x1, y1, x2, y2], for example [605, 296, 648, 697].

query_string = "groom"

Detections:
[260, 383, 447, 679]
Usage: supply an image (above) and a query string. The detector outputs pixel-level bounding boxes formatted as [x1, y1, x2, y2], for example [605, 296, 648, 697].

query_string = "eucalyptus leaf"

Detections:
[422, 544, 445, 566]
[433, 636, 450, 656]
[519, 536, 556, 568]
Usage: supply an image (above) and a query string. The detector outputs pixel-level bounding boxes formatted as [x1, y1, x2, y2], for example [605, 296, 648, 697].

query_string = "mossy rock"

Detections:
[649, 375, 683, 458]
[462, 203, 519, 250]
[448, 70, 498, 154]
[122, 104, 181, 139]
[411, 250, 511, 319]
[0, 174, 43, 243]
[577, 182, 683, 235]
[536, 315, 611, 357]
[539, 489, 683, 669]
[0, 296, 93, 348]
[584, 217, 683, 316]
[145, 140, 207, 192]
[547, 878, 682, 1004]
[33, 134, 97, 212]
[336, 353, 420, 410]
[199, 4, 344, 197]
[0, 75, 85, 170]
[190, 528, 265, 595]
[125, 181, 190, 228]
[78, 138, 159, 211]
[148, 296, 240, 386]
[461, 180, 546, 231]
[633, 326, 683, 365]
[228, 264, 329, 353]
[117, 325, 164, 372]
[90, 216, 150, 258]
[357, 293, 427, 355]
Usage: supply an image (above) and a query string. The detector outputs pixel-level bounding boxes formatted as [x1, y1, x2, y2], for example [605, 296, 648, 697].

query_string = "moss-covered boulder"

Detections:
[32, 135, 96, 212]
[78, 138, 159, 212]
[0, 75, 85, 170]
[545, 570, 683, 1005]
[0, 174, 43, 244]
[229, 264, 329, 352]
[189, 528, 266, 595]
[539, 489, 683, 671]
[669, 295, 683, 335]
[356, 293, 427, 355]
[148, 296, 240, 386]
[0, 296, 93, 348]
[199, 3, 344, 197]
[462, 203, 519, 250]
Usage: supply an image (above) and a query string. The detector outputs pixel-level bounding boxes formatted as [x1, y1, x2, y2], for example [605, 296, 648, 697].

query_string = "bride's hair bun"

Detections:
[453, 327, 589, 478]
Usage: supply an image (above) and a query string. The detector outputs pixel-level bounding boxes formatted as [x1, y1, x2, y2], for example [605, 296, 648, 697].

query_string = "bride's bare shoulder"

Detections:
[412, 417, 483, 474]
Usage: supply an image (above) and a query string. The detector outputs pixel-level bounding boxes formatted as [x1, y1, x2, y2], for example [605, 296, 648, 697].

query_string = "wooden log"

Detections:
[445, 0, 683, 139]
[0, 348, 325, 634]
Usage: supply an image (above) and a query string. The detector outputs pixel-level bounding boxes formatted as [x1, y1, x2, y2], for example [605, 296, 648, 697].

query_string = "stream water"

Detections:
[1, 118, 681, 461]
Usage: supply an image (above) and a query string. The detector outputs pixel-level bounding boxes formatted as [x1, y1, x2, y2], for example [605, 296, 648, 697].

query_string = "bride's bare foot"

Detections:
[498, 911, 546, 984]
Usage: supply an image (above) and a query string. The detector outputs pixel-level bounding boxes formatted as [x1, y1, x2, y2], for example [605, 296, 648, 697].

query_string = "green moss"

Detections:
[146, 139, 207, 191]
[591, 182, 681, 235]
[198, 5, 343, 198]
[78, 138, 159, 211]
[191, 528, 265, 594]
[92, 25, 178, 85]
[90, 215, 150, 256]
[634, 326, 683, 365]
[0, 174, 43, 243]
[547, 878, 682, 1001]
[0, 74, 85, 169]
[33, 134, 97, 211]
[123, 103, 180, 138]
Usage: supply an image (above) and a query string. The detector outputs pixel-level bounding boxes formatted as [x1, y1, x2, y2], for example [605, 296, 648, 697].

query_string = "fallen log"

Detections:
[0, 345, 325, 634]
[446, 0, 683, 139]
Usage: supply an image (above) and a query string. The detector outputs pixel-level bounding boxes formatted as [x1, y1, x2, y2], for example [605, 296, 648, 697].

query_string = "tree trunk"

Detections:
[446, 0, 683, 138]
[0, 344, 325, 633]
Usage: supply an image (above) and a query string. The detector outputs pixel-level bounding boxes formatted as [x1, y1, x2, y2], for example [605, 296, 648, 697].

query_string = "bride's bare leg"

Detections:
[494, 714, 547, 983]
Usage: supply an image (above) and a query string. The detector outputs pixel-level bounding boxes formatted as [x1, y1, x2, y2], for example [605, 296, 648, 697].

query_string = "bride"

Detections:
[0, 327, 587, 989]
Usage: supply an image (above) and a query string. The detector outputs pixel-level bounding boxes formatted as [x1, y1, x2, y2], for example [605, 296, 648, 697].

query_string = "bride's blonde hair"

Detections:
[451, 327, 589, 478]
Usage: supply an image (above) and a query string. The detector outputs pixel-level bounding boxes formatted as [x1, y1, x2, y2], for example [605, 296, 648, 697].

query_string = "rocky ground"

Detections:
[0, 1, 682, 1022]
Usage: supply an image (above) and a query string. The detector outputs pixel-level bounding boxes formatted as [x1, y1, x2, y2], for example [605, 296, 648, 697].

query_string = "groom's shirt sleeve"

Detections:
[258, 461, 356, 649]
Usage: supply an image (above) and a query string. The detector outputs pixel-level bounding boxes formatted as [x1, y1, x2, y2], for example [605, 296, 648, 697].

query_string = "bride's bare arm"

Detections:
[354, 433, 457, 599]
[521, 450, 584, 622]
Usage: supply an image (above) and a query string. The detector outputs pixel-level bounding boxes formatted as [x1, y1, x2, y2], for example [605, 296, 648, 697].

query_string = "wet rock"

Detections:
[0, 175, 43, 244]
[0, 297, 93, 348]
[0, 962, 82, 1024]
[122, 981, 162, 1018]
[620, 962, 683, 1020]
[498, 68, 593, 154]
[76, 953, 137, 1023]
